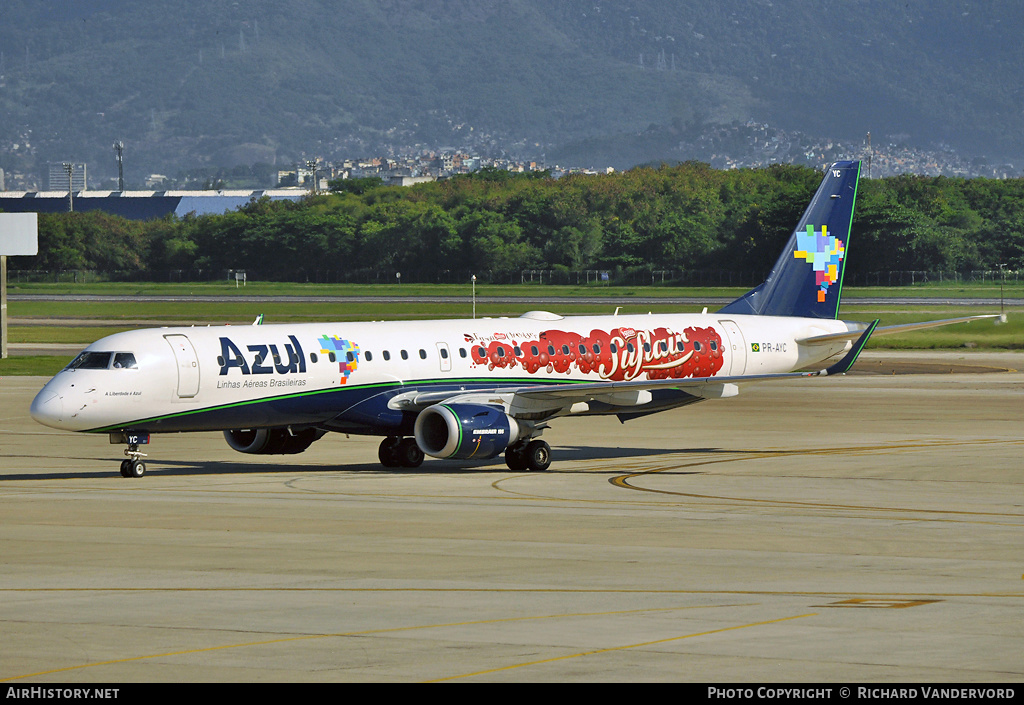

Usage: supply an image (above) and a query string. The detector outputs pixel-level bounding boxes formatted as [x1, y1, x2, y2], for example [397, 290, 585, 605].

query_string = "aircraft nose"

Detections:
[30, 389, 64, 428]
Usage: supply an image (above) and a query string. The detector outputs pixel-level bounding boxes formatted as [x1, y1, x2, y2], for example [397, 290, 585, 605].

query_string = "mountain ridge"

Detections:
[1, 0, 1021, 185]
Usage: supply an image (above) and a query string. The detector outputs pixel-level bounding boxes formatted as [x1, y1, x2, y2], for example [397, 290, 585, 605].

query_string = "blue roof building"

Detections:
[0, 189, 308, 220]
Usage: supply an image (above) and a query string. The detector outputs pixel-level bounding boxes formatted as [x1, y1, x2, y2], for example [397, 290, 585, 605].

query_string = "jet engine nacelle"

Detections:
[223, 427, 324, 455]
[414, 403, 521, 460]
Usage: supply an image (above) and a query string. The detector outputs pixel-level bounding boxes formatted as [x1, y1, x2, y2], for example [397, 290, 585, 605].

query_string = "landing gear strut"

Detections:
[110, 432, 151, 478]
[119, 443, 148, 478]
[378, 436, 424, 468]
[505, 439, 551, 472]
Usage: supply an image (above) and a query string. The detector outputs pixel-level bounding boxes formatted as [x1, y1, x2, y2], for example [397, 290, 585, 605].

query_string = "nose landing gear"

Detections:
[111, 432, 150, 478]
[119, 453, 147, 478]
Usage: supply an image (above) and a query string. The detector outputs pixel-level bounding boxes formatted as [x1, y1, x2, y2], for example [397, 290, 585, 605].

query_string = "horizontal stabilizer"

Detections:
[797, 314, 1001, 346]
[872, 314, 1002, 336]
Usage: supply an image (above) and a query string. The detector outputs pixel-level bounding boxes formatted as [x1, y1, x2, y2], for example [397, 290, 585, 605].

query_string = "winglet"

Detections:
[252, 314, 264, 326]
[820, 319, 878, 376]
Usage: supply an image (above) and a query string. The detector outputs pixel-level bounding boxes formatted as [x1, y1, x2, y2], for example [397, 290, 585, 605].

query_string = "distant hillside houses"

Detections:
[275, 152, 552, 190]
[677, 122, 1019, 179]
[5, 120, 1015, 213]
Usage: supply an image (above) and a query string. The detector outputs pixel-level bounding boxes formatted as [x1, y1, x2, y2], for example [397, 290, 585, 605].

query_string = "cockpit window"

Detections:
[65, 352, 138, 371]
[66, 352, 113, 370]
[113, 353, 138, 369]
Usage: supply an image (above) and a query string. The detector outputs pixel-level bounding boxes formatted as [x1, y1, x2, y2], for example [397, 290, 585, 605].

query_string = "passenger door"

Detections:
[165, 334, 200, 398]
[717, 320, 747, 376]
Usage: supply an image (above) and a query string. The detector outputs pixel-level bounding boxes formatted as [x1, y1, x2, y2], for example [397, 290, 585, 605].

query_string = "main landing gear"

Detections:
[376, 436, 552, 471]
[504, 439, 551, 472]
[378, 436, 425, 468]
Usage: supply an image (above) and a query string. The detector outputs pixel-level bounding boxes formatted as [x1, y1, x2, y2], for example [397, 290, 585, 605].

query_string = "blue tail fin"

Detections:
[720, 160, 861, 319]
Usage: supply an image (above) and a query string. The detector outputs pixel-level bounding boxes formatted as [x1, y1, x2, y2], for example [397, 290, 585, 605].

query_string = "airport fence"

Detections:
[4, 267, 760, 286]
[842, 270, 1022, 286]
[6, 268, 1022, 288]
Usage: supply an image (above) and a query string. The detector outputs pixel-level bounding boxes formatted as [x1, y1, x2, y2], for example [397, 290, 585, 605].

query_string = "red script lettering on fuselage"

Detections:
[468, 326, 724, 381]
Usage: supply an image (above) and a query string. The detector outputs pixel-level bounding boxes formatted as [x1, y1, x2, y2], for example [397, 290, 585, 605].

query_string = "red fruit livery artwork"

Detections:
[468, 326, 724, 381]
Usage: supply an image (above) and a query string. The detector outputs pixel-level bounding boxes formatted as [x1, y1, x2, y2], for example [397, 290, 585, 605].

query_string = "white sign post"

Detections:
[1, 214, 39, 358]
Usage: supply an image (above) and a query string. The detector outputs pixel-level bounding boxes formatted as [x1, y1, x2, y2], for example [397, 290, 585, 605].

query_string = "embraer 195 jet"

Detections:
[30, 161, 996, 477]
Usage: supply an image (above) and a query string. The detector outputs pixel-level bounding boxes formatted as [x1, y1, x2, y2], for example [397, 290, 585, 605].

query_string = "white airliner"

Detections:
[30, 161, 996, 477]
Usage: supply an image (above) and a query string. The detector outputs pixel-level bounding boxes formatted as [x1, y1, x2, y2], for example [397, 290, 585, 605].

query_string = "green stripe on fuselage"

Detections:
[85, 376, 581, 433]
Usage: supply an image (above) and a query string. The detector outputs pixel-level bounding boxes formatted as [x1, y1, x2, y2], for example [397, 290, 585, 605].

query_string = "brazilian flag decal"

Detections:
[751, 343, 760, 353]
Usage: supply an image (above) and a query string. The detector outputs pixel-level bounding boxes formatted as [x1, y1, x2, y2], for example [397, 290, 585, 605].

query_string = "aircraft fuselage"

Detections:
[30, 311, 854, 436]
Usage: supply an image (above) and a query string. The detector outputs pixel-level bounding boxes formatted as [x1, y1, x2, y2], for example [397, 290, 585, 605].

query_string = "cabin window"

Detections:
[365, 351, 372, 362]
[440, 348, 448, 359]
[513, 346, 522, 356]
[677, 341, 685, 352]
[659, 342, 668, 353]
[419, 349, 427, 359]
[346, 351, 355, 362]
[710, 341, 718, 351]
[592, 344, 600, 354]
[478, 346, 486, 357]
[626, 343, 635, 353]
[548, 345, 555, 355]
[643, 342, 651, 353]
[383, 350, 391, 361]
[329, 352, 336, 362]
[459, 348, 467, 358]
[578, 344, 587, 355]
[217, 355, 226, 367]
[530, 345, 539, 356]
[497, 347, 506, 358]
[609, 343, 618, 353]
[401, 350, 409, 360]
[693, 341, 702, 352]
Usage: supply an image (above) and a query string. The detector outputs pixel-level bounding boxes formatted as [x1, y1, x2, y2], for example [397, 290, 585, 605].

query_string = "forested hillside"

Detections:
[1, 0, 1022, 183]
[13, 165, 1023, 283]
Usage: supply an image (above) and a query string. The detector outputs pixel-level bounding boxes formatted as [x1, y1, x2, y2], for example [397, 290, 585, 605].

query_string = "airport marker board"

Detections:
[1, 213, 39, 358]
[0, 213, 39, 256]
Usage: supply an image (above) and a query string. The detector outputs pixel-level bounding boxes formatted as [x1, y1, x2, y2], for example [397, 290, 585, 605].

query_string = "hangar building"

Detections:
[0, 189, 307, 220]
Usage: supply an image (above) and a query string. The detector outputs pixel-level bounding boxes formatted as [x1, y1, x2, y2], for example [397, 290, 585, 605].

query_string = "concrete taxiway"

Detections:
[1, 352, 1022, 682]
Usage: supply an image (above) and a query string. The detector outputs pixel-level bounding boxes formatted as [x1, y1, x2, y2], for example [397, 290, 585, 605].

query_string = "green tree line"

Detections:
[10, 163, 1024, 282]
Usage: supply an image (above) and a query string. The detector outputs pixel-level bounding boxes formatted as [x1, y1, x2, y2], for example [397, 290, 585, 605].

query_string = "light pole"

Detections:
[866, 131, 872, 179]
[113, 141, 124, 191]
[306, 159, 318, 195]
[998, 263, 1007, 322]
[472, 274, 476, 319]
[62, 163, 74, 212]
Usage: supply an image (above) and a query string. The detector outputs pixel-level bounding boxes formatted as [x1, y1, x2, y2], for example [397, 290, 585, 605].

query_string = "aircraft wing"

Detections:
[389, 372, 801, 420]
